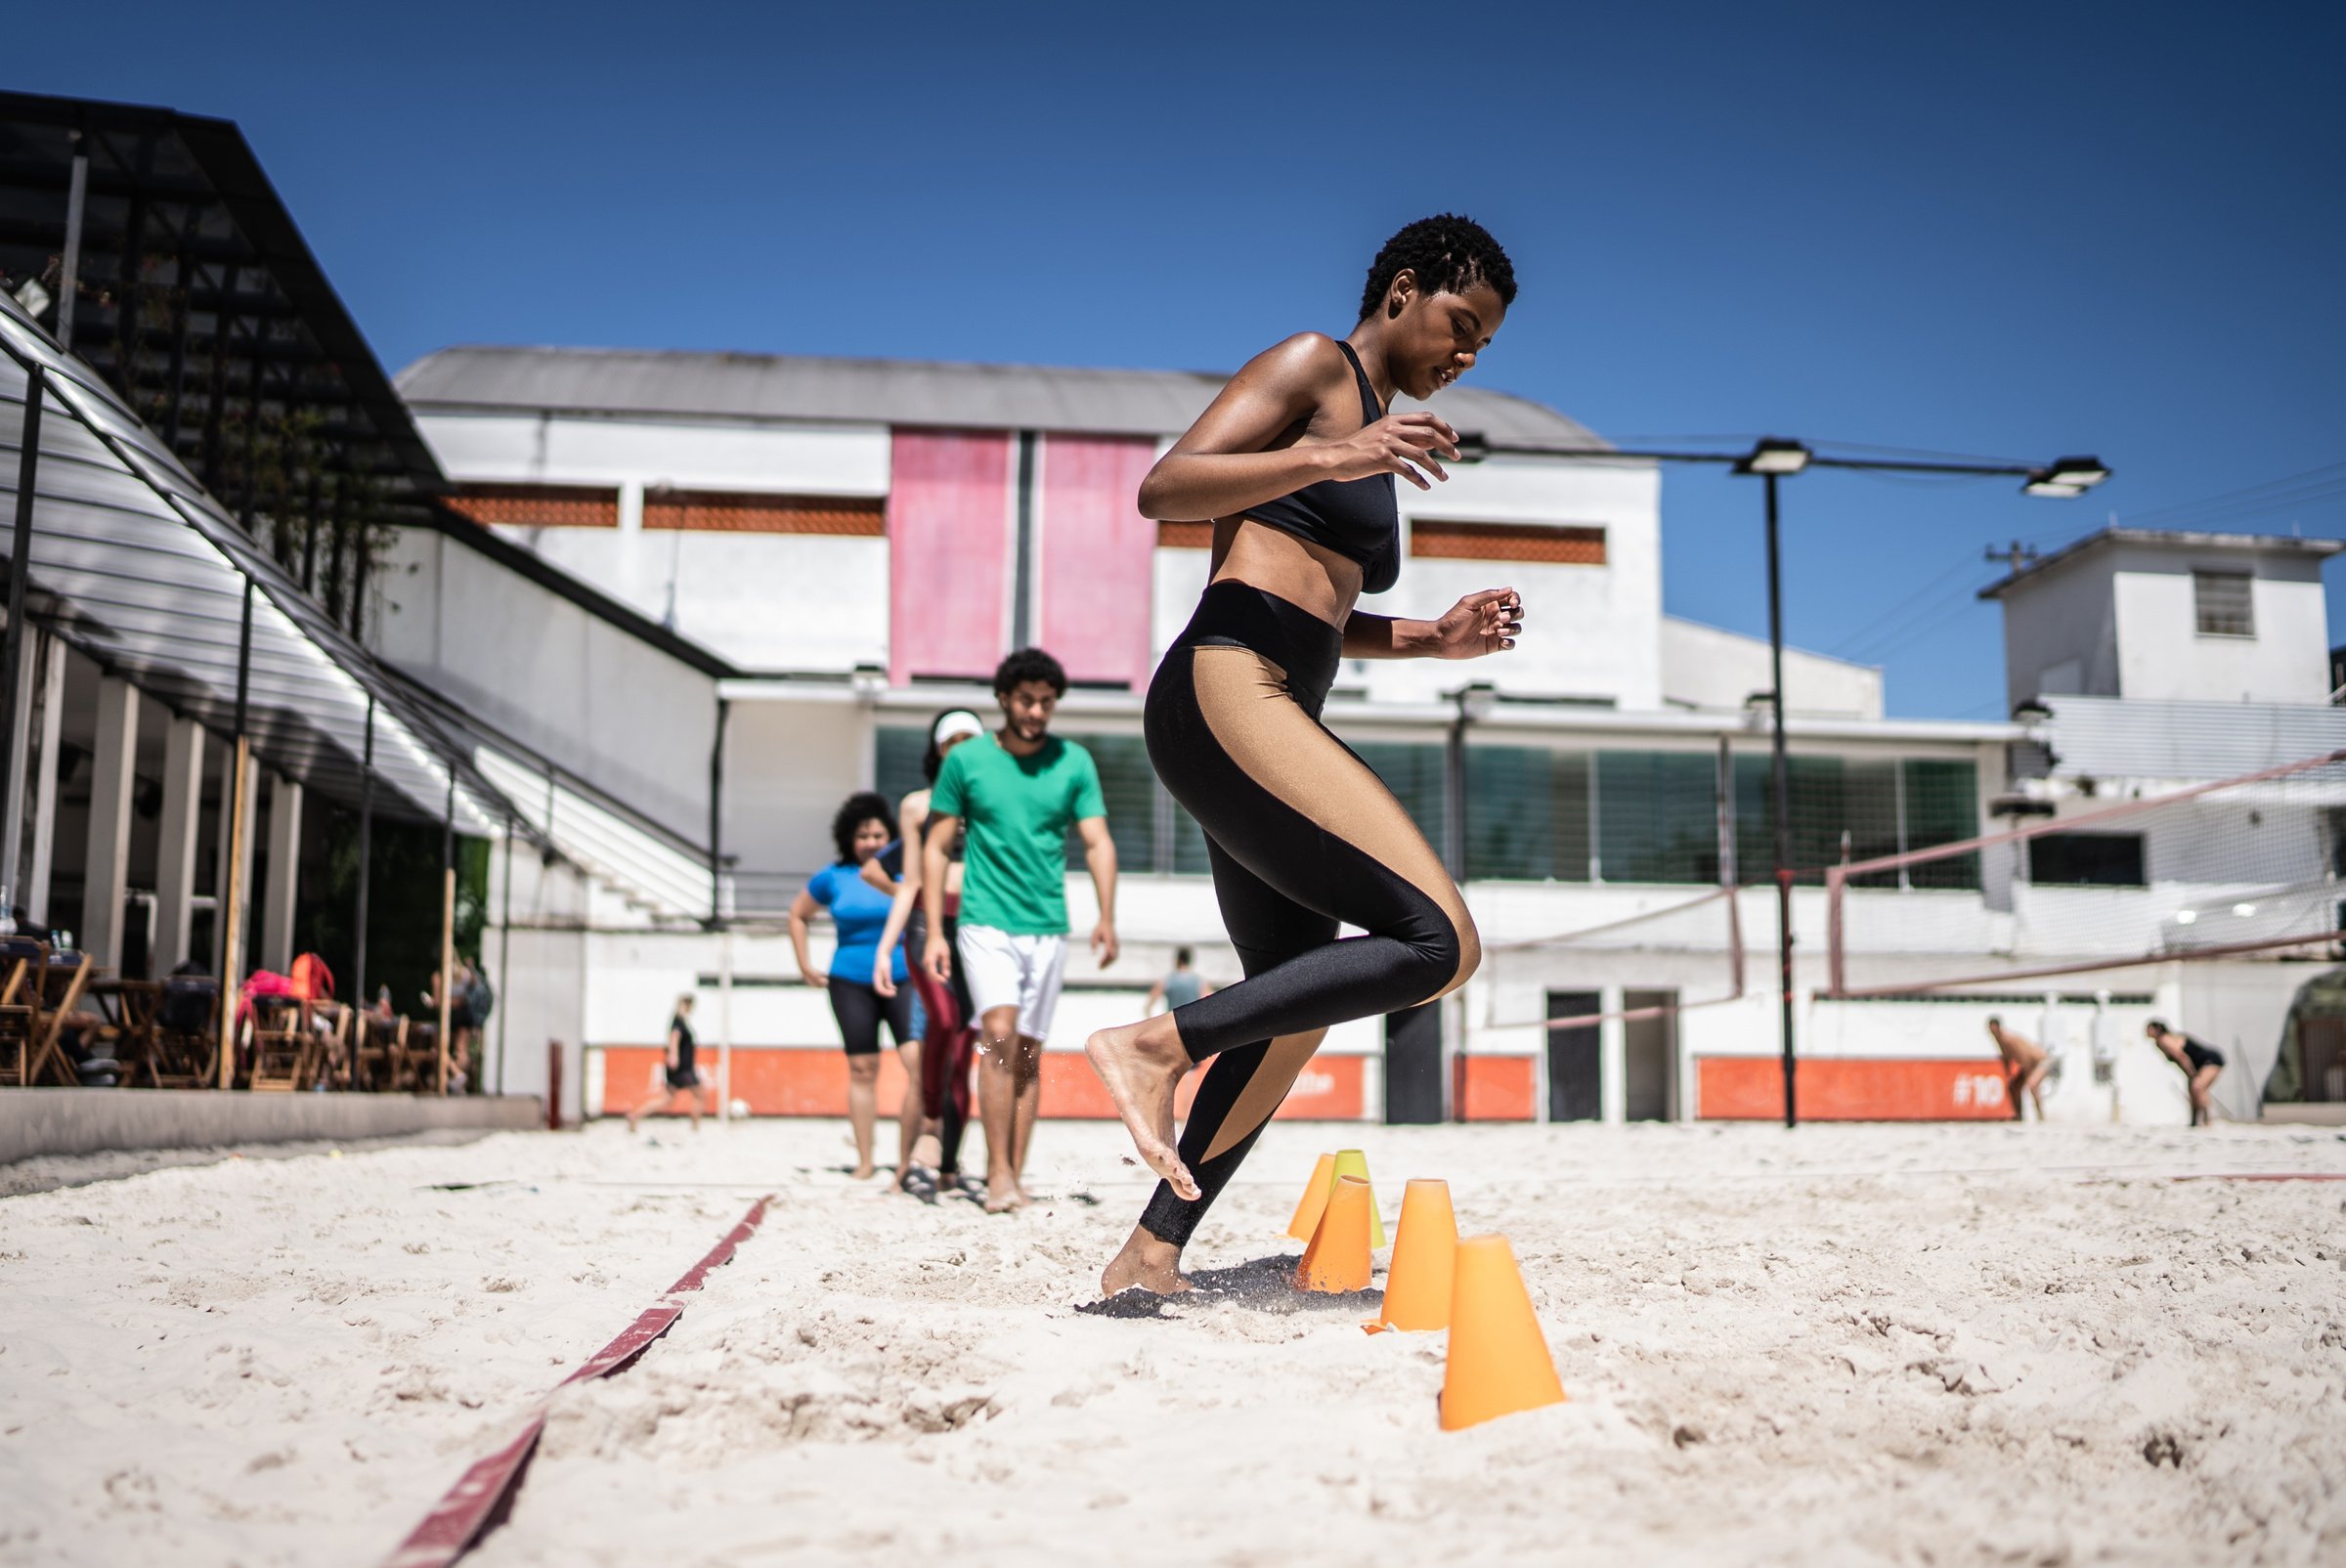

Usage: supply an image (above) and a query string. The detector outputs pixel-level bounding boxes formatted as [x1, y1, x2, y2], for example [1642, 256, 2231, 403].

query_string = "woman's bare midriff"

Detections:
[1207, 517, 1362, 629]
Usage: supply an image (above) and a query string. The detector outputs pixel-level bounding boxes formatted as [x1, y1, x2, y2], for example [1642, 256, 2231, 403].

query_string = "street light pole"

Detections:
[1762, 470, 1797, 1129]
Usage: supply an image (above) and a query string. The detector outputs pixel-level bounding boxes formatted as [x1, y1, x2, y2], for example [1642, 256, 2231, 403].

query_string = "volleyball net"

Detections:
[1823, 749, 2346, 998]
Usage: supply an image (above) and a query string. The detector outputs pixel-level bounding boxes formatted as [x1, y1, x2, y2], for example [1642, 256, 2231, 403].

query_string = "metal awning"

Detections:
[2, 290, 502, 830]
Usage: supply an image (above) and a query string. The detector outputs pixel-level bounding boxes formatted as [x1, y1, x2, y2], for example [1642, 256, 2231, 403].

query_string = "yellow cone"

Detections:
[1439, 1235, 1566, 1430]
[1285, 1153, 1338, 1241]
[1368, 1179, 1458, 1332]
[1329, 1149, 1387, 1248]
[1294, 1175, 1374, 1293]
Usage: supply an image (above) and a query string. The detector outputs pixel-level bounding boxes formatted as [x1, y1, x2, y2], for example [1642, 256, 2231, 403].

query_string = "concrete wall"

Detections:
[2003, 541, 2332, 709]
[0, 1091, 543, 1164]
[2112, 548, 2330, 704]
[374, 525, 720, 846]
[1660, 616, 1885, 719]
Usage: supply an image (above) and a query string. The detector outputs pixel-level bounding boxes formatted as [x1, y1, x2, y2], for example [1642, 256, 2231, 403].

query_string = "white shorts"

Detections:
[956, 925, 1066, 1042]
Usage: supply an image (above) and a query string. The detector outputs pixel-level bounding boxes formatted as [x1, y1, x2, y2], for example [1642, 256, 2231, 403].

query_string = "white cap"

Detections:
[933, 710, 985, 747]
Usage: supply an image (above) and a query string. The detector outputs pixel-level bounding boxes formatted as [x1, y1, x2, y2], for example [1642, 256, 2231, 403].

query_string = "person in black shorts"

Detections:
[793, 793, 919, 1181]
[627, 995, 711, 1132]
[2146, 1019, 2226, 1126]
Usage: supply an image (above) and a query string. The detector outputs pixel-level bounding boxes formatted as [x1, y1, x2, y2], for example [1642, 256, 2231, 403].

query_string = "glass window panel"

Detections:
[1352, 742, 1449, 855]
[1060, 732, 1157, 872]
[874, 726, 929, 816]
[1843, 759, 1903, 889]
[1464, 746, 1551, 881]
[1598, 751, 1719, 884]
[1901, 758, 1980, 889]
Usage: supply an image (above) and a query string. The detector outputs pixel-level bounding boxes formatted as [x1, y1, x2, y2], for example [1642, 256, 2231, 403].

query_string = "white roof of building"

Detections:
[396, 344, 1614, 453]
[1981, 526, 2345, 600]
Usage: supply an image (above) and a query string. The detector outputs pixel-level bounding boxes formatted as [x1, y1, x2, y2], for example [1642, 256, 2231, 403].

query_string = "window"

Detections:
[1599, 751, 1720, 884]
[1734, 755, 1980, 889]
[2028, 832, 2147, 887]
[1464, 747, 1590, 882]
[1351, 744, 1450, 853]
[2194, 571, 2255, 637]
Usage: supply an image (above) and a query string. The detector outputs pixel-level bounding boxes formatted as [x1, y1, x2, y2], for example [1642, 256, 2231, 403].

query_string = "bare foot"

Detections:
[910, 1131, 942, 1169]
[984, 1173, 1023, 1213]
[1084, 1020, 1197, 1200]
[1101, 1226, 1192, 1296]
[851, 1162, 877, 1181]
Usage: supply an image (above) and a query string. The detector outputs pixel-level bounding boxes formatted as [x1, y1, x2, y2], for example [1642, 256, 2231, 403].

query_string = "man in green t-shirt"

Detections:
[922, 647, 1119, 1212]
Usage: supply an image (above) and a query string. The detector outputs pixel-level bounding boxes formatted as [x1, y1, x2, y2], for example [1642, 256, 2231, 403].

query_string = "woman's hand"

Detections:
[1322, 413, 1462, 491]
[1428, 588, 1523, 659]
[924, 933, 953, 984]
[873, 955, 896, 999]
[800, 963, 828, 991]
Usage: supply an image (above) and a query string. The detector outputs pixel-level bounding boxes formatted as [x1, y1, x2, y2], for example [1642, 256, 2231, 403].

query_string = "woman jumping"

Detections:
[1085, 215, 1522, 1294]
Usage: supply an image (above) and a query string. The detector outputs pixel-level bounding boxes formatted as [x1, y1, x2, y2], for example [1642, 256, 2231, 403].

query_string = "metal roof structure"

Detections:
[396, 343, 1618, 455]
[1, 288, 501, 831]
[0, 91, 447, 641]
[1979, 526, 2346, 600]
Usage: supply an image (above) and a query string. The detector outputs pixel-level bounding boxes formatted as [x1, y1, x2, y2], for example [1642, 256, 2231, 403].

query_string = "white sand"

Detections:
[3, 1115, 2343, 1567]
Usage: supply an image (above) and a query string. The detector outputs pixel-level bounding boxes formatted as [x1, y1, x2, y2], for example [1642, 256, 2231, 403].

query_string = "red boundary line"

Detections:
[381, 1195, 772, 1568]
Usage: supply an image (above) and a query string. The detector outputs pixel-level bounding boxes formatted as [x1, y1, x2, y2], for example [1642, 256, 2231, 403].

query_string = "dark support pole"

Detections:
[1763, 472, 1797, 1129]
[0, 365, 44, 908]
[438, 772, 455, 1095]
[1011, 431, 1037, 649]
[496, 812, 513, 1096]
[56, 139, 87, 351]
[217, 581, 255, 1087]
[353, 696, 373, 1010]
[709, 696, 729, 924]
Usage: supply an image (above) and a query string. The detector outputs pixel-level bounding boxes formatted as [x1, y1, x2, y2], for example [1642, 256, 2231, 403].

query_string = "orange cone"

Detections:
[1285, 1153, 1338, 1241]
[1294, 1175, 1373, 1293]
[1368, 1179, 1458, 1332]
[1439, 1235, 1566, 1430]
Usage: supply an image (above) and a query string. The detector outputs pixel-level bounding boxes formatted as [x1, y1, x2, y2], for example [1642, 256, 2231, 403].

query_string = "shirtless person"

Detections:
[1984, 1016, 2054, 1121]
[2146, 1019, 2226, 1127]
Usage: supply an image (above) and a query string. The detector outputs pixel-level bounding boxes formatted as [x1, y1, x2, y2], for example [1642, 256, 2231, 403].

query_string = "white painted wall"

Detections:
[2001, 540, 2332, 709]
[374, 525, 719, 844]
[720, 697, 874, 896]
[1659, 617, 1884, 719]
[2113, 555, 2330, 704]
[416, 413, 891, 496]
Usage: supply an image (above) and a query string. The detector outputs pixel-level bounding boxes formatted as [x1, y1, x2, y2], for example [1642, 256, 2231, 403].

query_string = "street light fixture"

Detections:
[2022, 457, 2111, 498]
[1737, 437, 1812, 476]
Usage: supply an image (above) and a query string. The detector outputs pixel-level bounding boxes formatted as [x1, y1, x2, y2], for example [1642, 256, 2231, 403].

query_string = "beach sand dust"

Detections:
[3, 1117, 2343, 1565]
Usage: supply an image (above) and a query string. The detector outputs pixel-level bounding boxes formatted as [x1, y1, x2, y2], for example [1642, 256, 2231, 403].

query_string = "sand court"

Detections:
[4, 1118, 2344, 1566]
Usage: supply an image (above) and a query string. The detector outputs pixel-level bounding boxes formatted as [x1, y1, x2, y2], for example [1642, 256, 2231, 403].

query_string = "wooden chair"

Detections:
[350, 1012, 404, 1091]
[0, 936, 44, 1086]
[26, 949, 93, 1086]
[152, 976, 221, 1088]
[402, 1021, 441, 1094]
[246, 996, 316, 1092]
[89, 980, 163, 1088]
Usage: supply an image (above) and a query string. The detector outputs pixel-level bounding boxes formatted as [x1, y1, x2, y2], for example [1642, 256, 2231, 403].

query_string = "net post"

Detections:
[1824, 864, 1846, 998]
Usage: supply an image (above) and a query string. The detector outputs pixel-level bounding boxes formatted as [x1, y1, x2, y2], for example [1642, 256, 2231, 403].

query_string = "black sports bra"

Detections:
[1238, 339, 1400, 594]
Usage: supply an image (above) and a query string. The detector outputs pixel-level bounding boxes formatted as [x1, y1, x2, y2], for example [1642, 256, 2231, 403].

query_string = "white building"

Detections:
[377, 346, 2049, 1128]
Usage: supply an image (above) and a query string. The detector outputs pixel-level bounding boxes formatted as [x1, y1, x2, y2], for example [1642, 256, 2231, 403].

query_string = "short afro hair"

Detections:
[1359, 214, 1517, 323]
[831, 790, 894, 864]
[994, 646, 1067, 698]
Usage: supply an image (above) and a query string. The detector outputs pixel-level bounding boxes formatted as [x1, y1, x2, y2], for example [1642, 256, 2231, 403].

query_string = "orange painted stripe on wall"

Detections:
[1410, 520, 1607, 564]
[1453, 1055, 1536, 1121]
[1697, 1057, 2020, 1121]
[592, 1046, 1364, 1121]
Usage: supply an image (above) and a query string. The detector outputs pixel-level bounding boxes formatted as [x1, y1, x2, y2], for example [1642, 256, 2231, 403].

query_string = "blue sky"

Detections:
[23, 1, 2344, 718]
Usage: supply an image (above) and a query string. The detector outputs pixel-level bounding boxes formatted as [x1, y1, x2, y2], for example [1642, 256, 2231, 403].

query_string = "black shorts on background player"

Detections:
[667, 1012, 700, 1088]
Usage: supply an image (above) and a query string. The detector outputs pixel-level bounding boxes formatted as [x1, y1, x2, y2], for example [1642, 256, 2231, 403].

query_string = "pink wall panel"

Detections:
[889, 430, 1012, 684]
[1038, 435, 1158, 688]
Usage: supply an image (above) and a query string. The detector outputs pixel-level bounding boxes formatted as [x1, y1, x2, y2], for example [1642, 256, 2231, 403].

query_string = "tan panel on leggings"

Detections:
[1190, 646, 1480, 999]
[1200, 1028, 1328, 1161]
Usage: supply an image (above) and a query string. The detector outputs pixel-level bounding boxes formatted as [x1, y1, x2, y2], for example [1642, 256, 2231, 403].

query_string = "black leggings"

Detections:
[827, 975, 913, 1057]
[1139, 581, 1478, 1247]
